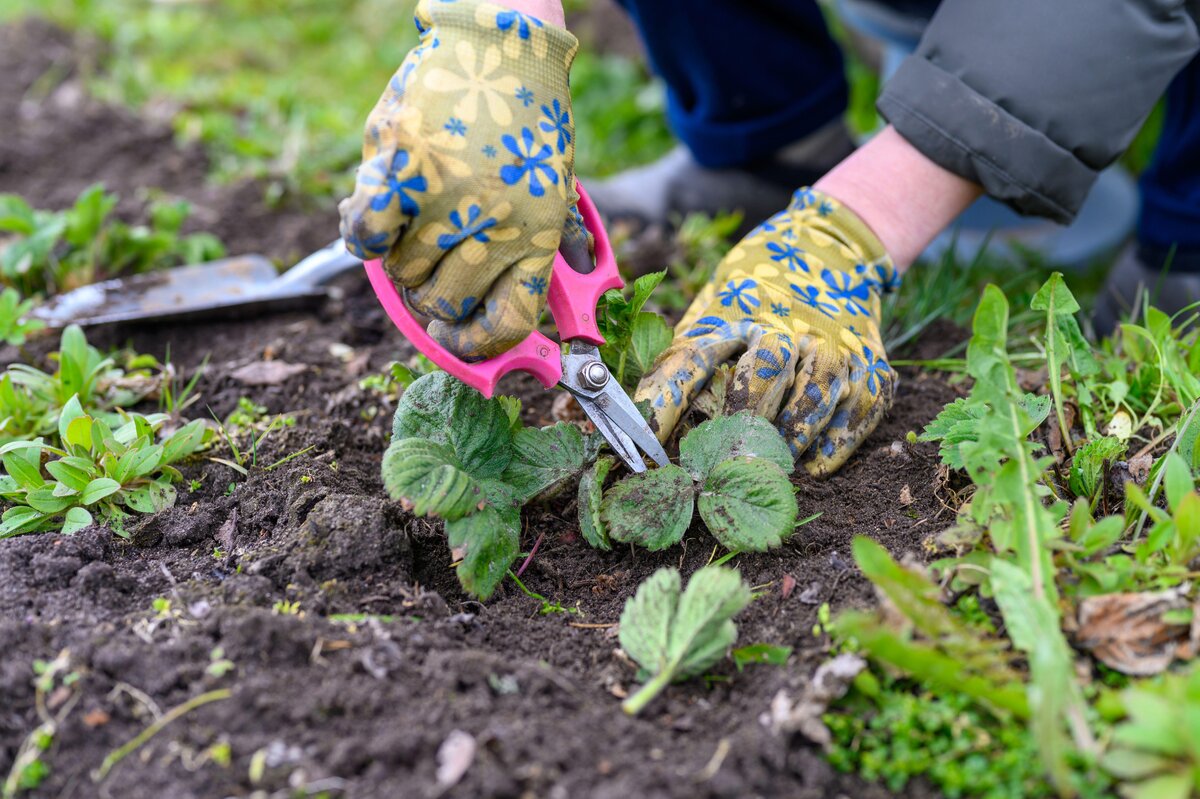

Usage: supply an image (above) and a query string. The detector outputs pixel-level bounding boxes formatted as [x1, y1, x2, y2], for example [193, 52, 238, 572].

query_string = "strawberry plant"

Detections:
[591, 412, 798, 553]
[381, 371, 599, 599]
[596, 271, 672, 389]
[618, 565, 751, 714]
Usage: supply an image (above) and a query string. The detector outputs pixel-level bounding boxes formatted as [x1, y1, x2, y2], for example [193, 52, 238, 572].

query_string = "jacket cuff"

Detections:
[877, 56, 1096, 224]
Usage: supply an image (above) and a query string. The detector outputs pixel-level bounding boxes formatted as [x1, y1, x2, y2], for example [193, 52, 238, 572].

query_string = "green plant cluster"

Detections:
[0, 184, 224, 300]
[381, 371, 600, 599]
[0, 325, 209, 538]
[828, 274, 1200, 799]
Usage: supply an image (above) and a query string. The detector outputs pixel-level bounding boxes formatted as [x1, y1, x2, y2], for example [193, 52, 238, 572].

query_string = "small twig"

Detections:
[92, 689, 231, 783]
[514, 529, 545, 578]
[695, 737, 732, 782]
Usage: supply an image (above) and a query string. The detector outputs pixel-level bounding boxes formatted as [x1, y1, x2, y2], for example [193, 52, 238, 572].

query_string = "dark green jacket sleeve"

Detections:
[877, 0, 1200, 223]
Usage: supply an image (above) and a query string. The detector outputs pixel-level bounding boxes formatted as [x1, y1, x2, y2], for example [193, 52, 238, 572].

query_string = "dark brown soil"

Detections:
[0, 18, 961, 799]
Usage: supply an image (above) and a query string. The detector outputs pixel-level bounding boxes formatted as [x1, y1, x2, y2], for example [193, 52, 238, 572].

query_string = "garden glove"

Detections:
[339, 0, 589, 359]
[635, 187, 900, 477]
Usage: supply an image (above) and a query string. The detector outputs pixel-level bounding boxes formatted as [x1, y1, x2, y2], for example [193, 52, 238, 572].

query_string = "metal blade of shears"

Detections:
[559, 341, 671, 473]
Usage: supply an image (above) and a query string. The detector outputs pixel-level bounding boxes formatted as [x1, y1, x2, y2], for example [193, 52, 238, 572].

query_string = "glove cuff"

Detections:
[416, 0, 580, 91]
[789, 187, 900, 295]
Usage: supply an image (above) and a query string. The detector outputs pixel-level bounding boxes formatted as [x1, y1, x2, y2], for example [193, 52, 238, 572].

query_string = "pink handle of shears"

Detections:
[363, 182, 623, 398]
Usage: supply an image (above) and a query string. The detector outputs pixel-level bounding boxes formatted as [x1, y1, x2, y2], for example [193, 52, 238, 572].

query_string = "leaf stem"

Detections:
[621, 667, 674, 715]
[515, 529, 544, 577]
[92, 689, 231, 782]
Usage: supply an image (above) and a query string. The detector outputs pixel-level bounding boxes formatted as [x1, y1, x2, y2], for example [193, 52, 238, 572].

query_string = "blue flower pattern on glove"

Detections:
[539, 100, 571, 154]
[717, 279, 760, 315]
[499, 128, 558, 197]
[790, 283, 839, 318]
[363, 150, 427, 217]
[767, 241, 808, 272]
[821, 269, 873, 316]
[436, 205, 498, 249]
[522, 275, 548, 295]
[496, 9, 543, 39]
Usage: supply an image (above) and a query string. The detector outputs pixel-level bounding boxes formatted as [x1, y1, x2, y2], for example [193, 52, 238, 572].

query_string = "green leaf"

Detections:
[381, 438, 483, 521]
[3, 447, 44, 490]
[61, 506, 94, 535]
[162, 419, 209, 464]
[1162, 452, 1194, 514]
[45, 459, 91, 492]
[601, 465, 694, 551]
[679, 411, 794, 480]
[114, 445, 164, 484]
[1030, 272, 1081, 314]
[391, 372, 513, 478]
[123, 480, 177, 513]
[731, 643, 791, 672]
[990, 559, 1091, 794]
[80, 477, 121, 505]
[64, 416, 94, 454]
[57, 395, 87, 445]
[619, 565, 751, 714]
[501, 423, 590, 503]
[1120, 773, 1193, 799]
[445, 501, 520, 600]
[625, 312, 672, 385]
[0, 506, 48, 538]
[26, 487, 77, 514]
[577, 456, 614, 551]
[697, 456, 796, 551]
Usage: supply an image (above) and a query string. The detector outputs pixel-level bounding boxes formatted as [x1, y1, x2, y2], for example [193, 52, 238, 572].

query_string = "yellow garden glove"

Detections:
[339, 0, 589, 359]
[635, 187, 900, 477]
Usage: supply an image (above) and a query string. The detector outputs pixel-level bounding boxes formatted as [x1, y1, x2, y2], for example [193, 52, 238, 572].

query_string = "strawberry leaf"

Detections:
[577, 455, 614, 550]
[601, 465, 694, 551]
[679, 411, 793, 481]
[382, 437, 483, 521]
[445, 481, 521, 600]
[619, 565, 751, 714]
[392, 372, 513, 478]
[501, 422, 597, 503]
[697, 456, 797, 551]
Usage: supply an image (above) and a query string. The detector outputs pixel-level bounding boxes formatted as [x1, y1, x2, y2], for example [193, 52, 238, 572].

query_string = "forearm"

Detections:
[495, 0, 565, 28]
[815, 125, 981, 271]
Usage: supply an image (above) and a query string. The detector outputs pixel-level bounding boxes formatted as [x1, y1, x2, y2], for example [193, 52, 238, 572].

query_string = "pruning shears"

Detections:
[363, 184, 670, 474]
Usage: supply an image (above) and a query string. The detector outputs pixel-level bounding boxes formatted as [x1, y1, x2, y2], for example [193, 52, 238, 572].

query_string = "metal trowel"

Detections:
[31, 239, 362, 328]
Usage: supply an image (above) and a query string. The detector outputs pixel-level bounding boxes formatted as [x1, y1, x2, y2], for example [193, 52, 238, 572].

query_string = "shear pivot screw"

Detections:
[579, 360, 609, 390]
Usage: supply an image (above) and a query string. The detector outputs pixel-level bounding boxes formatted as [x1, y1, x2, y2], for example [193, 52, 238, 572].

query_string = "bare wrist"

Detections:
[815, 126, 982, 271]
[494, 0, 566, 28]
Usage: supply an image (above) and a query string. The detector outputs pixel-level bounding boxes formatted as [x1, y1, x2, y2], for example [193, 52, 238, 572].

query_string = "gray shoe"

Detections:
[1093, 244, 1200, 335]
[584, 121, 855, 237]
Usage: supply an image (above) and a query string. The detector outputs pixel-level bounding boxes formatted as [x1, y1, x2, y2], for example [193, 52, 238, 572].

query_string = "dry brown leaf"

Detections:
[898, 485, 913, 506]
[230, 360, 307, 386]
[780, 573, 797, 600]
[82, 708, 111, 728]
[215, 508, 238, 552]
[551, 392, 594, 432]
[1075, 589, 1197, 676]
[1127, 452, 1153, 484]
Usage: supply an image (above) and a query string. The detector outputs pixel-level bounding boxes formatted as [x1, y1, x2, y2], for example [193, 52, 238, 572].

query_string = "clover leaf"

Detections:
[577, 456, 615, 551]
[392, 370, 513, 478]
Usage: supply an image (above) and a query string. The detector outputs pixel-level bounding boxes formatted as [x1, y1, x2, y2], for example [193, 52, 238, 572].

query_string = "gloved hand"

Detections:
[635, 187, 900, 477]
[339, 0, 589, 359]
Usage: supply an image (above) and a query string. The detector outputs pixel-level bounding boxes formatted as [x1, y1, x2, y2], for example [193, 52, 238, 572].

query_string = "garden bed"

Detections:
[0, 18, 960, 798]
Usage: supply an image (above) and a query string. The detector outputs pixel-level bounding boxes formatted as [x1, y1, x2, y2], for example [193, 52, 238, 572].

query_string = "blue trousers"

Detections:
[613, 0, 1200, 264]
